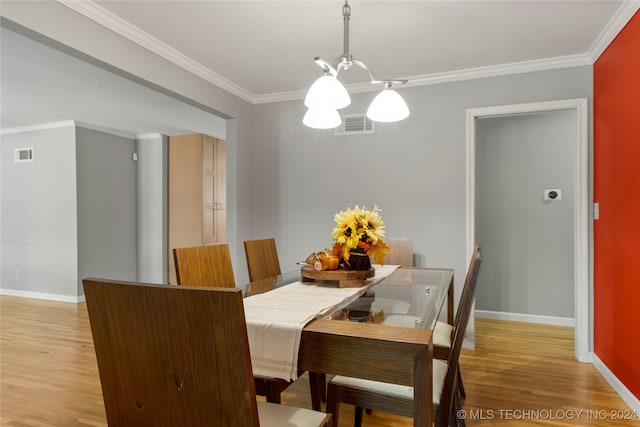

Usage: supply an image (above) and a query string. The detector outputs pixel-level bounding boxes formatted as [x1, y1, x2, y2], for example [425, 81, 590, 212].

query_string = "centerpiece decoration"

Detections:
[331, 205, 391, 270]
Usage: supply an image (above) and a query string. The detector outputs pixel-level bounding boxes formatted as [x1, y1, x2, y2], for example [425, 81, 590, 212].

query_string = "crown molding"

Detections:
[0, 120, 138, 139]
[402, 54, 593, 89]
[587, 0, 640, 62]
[57, 0, 254, 103]
[57, 0, 639, 106]
[253, 54, 592, 104]
[0, 120, 75, 134]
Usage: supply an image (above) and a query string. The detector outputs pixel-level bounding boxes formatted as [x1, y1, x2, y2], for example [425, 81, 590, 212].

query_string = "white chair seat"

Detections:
[329, 359, 448, 406]
[371, 298, 411, 315]
[383, 314, 422, 328]
[257, 401, 330, 427]
[433, 320, 453, 348]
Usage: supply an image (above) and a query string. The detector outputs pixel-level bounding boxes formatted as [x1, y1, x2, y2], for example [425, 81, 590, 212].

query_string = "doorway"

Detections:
[466, 99, 589, 362]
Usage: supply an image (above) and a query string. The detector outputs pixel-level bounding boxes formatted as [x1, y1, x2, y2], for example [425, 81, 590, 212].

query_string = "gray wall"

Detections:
[0, 2, 594, 308]
[135, 134, 168, 284]
[1, 1, 254, 286]
[475, 111, 576, 318]
[251, 67, 593, 322]
[76, 127, 137, 294]
[1, 125, 79, 299]
[0, 124, 139, 300]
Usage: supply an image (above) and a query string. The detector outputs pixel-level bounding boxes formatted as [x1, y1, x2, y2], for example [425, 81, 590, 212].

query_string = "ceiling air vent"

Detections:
[335, 114, 374, 136]
[14, 147, 34, 163]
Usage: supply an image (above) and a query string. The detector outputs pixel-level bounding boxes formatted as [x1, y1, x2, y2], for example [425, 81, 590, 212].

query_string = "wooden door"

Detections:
[168, 134, 227, 284]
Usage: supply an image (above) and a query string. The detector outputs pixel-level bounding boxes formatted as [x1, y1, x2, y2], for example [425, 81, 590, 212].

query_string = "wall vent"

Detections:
[335, 114, 374, 136]
[14, 147, 34, 162]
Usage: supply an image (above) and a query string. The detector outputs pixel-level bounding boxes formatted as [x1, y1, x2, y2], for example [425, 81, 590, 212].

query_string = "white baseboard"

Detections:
[476, 309, 574, 327]
[592, 354, 640, 412]
[0, 288, 85, 303]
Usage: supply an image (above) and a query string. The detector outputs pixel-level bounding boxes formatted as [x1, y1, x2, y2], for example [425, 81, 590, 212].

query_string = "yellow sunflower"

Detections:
[331, 205, 391, 264]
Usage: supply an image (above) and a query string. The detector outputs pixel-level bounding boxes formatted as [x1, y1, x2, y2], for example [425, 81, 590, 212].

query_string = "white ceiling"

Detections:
[1, 0, 637, 136]
[85, 0, 629, 97]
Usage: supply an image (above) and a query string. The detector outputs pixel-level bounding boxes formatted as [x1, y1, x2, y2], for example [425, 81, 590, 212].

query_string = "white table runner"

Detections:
[244, 264, 399, 381]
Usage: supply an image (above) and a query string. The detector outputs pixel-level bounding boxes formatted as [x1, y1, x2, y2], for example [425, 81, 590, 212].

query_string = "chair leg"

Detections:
[320, 373, 327, 403]
[354, 406, 364, 427]
[452, 392, 465, 427]
[254, 377, 287, 404]
[309, 372, 325, 410]
[265, 381, 282, 404]
[457, 366, 466, 401]
[325, 382, 340, 427]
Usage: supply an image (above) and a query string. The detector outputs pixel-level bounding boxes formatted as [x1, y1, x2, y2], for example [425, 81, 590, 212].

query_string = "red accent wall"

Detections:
[594, 10, 640, 400]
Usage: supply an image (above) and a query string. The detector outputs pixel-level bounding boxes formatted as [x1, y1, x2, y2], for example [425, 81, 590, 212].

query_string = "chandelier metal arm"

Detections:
[304, 0, 410, 128]
[313, 0, 407, 88]
[314, 57, 338, 77]
[342, 1, 351, 63]
[347, 59, 408, 86]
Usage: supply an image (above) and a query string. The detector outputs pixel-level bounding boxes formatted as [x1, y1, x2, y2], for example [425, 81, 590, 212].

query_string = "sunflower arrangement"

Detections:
[330, 205, 391, 269]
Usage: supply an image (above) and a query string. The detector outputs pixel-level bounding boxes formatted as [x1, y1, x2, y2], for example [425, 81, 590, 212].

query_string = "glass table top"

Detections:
[322, 268, 453, 330]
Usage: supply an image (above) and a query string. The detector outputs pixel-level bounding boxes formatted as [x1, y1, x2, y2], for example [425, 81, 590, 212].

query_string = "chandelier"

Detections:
[303, 0, 410, 129]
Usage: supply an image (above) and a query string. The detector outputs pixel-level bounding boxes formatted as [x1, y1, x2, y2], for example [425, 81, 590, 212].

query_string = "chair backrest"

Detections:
[383, 237, 414, 266]
[436, 246, 482, 426]
[244, 238, 282, 282]
[173, 244, 236, 287]
[452, 245, 481, 325]
[83, 278, 259, 426]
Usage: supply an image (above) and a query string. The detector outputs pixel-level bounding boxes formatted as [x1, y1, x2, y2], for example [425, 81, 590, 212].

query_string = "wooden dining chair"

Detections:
[379, 246, 481, 402]
[174, 242, 297, 404]
[383, 237, 414, 266]
[325, 249, 482, 427]
[244, 238, 329, 405]
[83, 278, 331, 427]
[383, 246, 482, 400]
[243, 238, 294, 402]
[432, 245, 481, 400]
[173, 243, 236, 287]
[244, 238, 282, 282]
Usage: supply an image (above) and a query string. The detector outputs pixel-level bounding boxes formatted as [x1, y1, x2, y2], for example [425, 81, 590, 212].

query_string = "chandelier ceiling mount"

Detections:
[303, 0, 410, 129]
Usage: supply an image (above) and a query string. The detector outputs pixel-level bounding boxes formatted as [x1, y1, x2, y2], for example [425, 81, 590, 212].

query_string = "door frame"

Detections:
[466, 98, 590, 363]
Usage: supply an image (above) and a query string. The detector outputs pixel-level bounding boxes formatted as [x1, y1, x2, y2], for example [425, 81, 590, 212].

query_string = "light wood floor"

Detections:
[1, 296, 637, 426]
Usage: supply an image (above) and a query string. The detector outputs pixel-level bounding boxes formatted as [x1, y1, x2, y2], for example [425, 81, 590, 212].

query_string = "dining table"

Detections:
[243, 265, 455, 427]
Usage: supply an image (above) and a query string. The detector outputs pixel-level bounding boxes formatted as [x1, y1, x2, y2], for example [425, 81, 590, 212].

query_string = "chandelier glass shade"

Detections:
[303, 0, 409, 129]
[366, 86, 410, 123]
[304, 74, 351, 110]
[303, 107, 342, 129]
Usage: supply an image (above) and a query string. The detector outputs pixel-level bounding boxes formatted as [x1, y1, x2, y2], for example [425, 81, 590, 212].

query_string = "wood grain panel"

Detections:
[168, 134, 228, 284]
[384, 237, 414, 267]
[173, 244, 236, 287]
[168, 134, 203, 284]
[244, 238, 282, 282]
[202, 135, 216, 244]
[300, 320, 433, 426]
[82, 279, 258, 426]
[216, 138, 227, 242]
